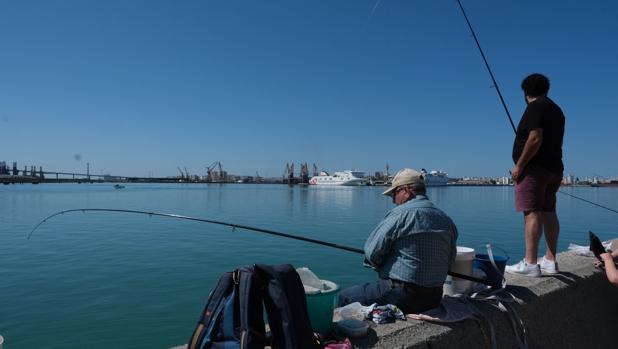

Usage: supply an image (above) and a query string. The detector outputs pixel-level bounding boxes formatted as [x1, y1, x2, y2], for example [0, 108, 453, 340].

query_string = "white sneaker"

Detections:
[505, 259, 541, 277]
[539, 256, 559, 274]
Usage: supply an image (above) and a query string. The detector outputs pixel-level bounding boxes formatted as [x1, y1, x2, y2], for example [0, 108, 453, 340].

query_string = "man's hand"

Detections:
[595, 252, 616, 269]
[511, 165, 523, 182]
[363, 258, 376, 270]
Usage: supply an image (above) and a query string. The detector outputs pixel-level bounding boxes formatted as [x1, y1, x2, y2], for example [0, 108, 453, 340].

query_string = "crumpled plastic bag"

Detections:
[568, 241, 612, 256]
[335, 302, 406, 324]
[335, 302, 368, 321]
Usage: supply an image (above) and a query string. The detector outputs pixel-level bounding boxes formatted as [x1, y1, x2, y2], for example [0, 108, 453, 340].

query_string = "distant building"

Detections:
[498, 176, 511, 185]
[563, 174, 575, 185]
[0, 161, 8, 175]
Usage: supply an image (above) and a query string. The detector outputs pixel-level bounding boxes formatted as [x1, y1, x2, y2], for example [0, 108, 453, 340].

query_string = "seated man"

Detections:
[337, 168, 458, 314]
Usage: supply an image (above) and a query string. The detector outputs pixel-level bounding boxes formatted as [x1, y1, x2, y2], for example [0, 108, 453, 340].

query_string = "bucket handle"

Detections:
[488, 244, 510, 260]
[486, 244, 507, 289]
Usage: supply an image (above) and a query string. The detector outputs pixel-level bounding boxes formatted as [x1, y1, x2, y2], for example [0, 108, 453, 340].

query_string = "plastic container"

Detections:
[474, 253, 509, 288]
[0, 334, 4, 349]
[443, 246, 475, 296]
[297, 268, 340, 334]
[334, 318, 369, 338]
[305, 280, 339, 334]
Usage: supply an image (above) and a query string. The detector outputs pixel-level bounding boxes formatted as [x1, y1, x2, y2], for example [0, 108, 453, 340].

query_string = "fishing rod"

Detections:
[28, 208, 488, 285]
[455, 0, 618, 216]
[455, 0, 516, 134]
[27, 209, 363, 254]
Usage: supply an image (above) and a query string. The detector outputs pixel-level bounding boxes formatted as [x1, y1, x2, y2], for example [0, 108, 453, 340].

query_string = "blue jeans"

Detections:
[337, 279, 443, 314]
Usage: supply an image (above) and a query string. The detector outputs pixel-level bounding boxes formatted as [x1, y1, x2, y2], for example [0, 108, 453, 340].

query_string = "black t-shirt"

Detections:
[512, 96, 565, 173]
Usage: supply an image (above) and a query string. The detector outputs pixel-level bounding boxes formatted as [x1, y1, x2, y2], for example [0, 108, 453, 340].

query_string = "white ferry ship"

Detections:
[309, 170, 367, 186]
[421, 169, 449, 186]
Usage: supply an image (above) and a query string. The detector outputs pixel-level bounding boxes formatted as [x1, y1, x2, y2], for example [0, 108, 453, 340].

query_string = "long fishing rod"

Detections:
[455, 0, 618, 216]
[455, 0, 516, 134]
[27, 208, 363, 254]
[28, 208, 487, 285]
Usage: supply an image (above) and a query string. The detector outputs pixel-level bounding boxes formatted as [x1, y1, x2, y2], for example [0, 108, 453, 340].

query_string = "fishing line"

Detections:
[28, 208, 487, 285]
[455, 0, 618, 215]
[558, 191, 618, 215]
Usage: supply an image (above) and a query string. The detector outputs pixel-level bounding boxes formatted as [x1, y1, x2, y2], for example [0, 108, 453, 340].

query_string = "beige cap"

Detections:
[382, 168, 424, 196]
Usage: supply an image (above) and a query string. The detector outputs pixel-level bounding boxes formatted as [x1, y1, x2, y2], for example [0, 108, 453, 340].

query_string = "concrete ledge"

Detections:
[173, 240, 618, 349]
[351, 239, 618, 348]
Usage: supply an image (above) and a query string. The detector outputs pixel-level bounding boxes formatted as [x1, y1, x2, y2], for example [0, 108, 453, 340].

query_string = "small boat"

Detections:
[113, 184, 125, 189]
[309, 170, 367, 186]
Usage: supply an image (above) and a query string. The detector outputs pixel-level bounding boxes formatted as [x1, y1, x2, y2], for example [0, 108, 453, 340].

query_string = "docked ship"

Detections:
[421, 169, 449, 186]
[309, 170, 367, 186]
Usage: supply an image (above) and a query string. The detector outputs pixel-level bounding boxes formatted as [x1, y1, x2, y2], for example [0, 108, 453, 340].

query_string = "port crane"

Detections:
[283, 163, 295, 184]
[206, 161, 224, 182]
[300, 163, 309, 184]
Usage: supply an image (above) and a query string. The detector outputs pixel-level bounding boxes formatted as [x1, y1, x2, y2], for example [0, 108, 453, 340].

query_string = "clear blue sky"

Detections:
[1, 1, 616, 178]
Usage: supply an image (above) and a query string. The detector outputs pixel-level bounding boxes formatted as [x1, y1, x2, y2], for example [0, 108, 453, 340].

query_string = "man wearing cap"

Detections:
[337, 168, 458, 314]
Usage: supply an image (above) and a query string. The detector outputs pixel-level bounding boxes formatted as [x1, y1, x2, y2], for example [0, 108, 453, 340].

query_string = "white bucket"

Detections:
[443, 246, 475, 296]
[0, 334, 4, 349]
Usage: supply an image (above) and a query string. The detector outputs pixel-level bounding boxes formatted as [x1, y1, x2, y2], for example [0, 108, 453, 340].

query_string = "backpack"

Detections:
[188, 266, 266, 349]
[188, 264, 322, 349]
[255, 264, 322, 349]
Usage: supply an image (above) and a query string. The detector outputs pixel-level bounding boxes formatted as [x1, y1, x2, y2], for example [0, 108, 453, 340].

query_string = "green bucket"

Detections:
[305, 280, 339, 334]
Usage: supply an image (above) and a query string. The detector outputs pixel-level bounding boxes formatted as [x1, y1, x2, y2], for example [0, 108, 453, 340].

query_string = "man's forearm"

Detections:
[516, 135, 542, 168]
[511, 129, 542, 182]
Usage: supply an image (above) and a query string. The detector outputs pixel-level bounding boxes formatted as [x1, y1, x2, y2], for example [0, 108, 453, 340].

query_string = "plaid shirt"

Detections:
[364, 195, 458, 287]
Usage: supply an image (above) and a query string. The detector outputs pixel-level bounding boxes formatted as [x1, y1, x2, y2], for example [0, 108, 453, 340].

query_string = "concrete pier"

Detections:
[348, 240, 618, 348]
[172, 240, 618, 349]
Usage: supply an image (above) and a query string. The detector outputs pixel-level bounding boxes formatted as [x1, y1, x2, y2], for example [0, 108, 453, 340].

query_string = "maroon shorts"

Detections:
[515, 165, 563, 213]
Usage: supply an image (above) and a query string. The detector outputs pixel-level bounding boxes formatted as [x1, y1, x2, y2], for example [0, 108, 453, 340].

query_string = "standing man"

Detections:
[506, 73, 565, 277]
[337, 168, 458, 314]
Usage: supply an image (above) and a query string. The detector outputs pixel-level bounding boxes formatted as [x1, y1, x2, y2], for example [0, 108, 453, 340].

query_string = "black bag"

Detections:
[188, 267, 266, 349]
[188, 264, 322, 349]
[256, 264, 322, 349]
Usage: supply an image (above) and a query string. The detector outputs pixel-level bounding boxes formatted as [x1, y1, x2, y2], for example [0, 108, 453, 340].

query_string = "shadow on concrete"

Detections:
[504, 284, 539, 303]
[546, 271, 583, 286]
[350, 327, 379, 348]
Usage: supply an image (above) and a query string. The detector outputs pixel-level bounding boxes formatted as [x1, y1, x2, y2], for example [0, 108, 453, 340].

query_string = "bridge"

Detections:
[0, 170, 177, 185]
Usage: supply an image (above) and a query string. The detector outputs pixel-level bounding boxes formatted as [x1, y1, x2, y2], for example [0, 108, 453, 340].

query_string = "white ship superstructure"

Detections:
[421, 169, 449, 186]
[309, 170, 367, 186]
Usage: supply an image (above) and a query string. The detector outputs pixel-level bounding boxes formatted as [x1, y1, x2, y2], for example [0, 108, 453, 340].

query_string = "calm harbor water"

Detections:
[1, 183, 617, 348]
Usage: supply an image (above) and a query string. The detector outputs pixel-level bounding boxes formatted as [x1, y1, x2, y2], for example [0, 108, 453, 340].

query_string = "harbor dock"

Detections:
[171, 239, 618, 348]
